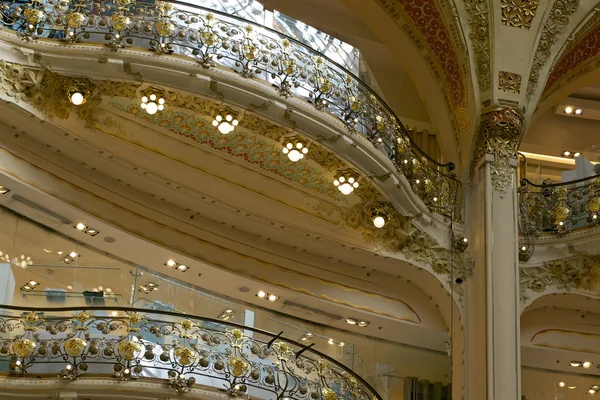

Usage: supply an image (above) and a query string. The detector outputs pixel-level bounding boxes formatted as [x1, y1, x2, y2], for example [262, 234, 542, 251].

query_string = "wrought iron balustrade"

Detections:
[0, 305, 381, 400]
[519, 174, 600, 235]
[0, 0, 460, 218]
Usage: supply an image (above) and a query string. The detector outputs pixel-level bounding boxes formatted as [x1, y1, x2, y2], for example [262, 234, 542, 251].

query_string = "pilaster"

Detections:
[463, 107, 522, 399]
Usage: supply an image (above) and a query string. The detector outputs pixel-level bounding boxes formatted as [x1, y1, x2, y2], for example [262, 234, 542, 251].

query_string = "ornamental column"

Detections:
[463, 107, 522, 400]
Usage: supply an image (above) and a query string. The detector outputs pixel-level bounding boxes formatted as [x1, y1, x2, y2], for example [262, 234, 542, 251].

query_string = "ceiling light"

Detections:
[61, 257, 72, 264]
[0, 186, 10, 195]
[257, 291, 267, 299]
[333, 170, 360, 195]
[28, 280, 38, 287]
[346, 318, 358, 325]
[57, 251, 63, 255]
[218, 313, 230, 320]
[575, 108, 584, 115]
[568, 386, 576, 390]
[593, 385, 600, 390]
[574, 152, 581, 158]
[282, 139, 309, 162]
[338, 342, 345, 347]
[212, 113, 239, 134]
[225, 309, 234, 314]
[140, 91, 165, 115]
[66, 78, 92, 106]
[300, 337, 308, 342]
[570, 361, 582, 367]
[590, 389, 597, 395]
[165, 259, 176, 267]
[75, 223, 86, 231]
[74, 223, 100, 236]
[328, 339, 334, 345]
[67, 285, 73, 290]
[69, 252, 78, 258]
[21, 285, 32, 291]
[106, 288, 112, 293]
[562, 151, 572, 157]
[368, 201, 395, 229]
[583, 361, 593, 368]
[357, 321, 369, 327]
[372, 215, 386, 228]
[176, 264, 188, 272]
[559, 382, 565, 388]
[305, 333, 313, 337]
[268, 294, 279, 302]
[565, 106, 574, 114]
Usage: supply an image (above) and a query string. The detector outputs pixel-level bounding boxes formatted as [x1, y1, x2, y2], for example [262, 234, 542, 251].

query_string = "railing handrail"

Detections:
[520, 173, 600, 189]
[0, 304, 383, 400]
[166, 1, 453, 172]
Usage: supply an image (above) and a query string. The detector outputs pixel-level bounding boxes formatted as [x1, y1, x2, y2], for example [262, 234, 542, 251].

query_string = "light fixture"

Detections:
[452, 233, 469, 252]
[217, 309, 236, 320]
[357, 320, 370, 327]
[574, 152, 582, 158]
[590, 389, 597, 395]
[333, 169, 360, 195]
[328, 339, 334, 345]
[212, 112, 239, 134]
[559, 382, 565, 388]
[0, 186, 10, 195]
[346, 318, 357, 325]
[256, 291, 279, 302]
[66, 78, 93, 106]
[339, 342, 345, 347]
[74, 223, 99, 236]
[69, 251, 78, 258]
[12, 254, 33, 268]
[367, 201, 395, 229]
[565, 106, 574, 114]
[282, 138, 309, 162]
[305, 333, 313, 337]
[519, 244, 533, 262]
[21, 280, 39, 292]
[570, 361, 582, 367]
[140, 89, 165, 115]
[139, 283, 158, 294]
[575, 108, 584, 115]
[165, 259, 188, 271]
[583, 361, 593, 368]
[568, 386, 576, 390]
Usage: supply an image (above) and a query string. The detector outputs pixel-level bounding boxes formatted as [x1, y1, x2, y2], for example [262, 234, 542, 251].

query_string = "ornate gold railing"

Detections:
[0, 305, 381, 399]
[0, 0, 460, 217]
[519, 175, 600, 235]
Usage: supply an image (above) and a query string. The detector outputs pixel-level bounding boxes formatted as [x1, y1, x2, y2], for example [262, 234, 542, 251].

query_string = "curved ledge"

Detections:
[0, 305, 382, 400]
[0, 0, 459, 218]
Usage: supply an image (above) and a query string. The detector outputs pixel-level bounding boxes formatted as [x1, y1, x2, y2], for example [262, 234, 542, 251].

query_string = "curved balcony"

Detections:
[0, 0, 460, 218]
[0, 305, 381, 400]
[519, 174, 600, 236]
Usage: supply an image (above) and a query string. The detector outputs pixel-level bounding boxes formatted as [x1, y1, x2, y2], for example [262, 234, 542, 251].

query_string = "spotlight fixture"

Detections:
[164, 259, 188, 272]
[366, 201, 395, 229]
[328, 339, 334, 345]
[589, 388, 597, 395]
[562, 150, 582, 158]
[568, 386, 576, 390]
[0, 186, 10, 195]
[139, 282, 159, 294]
[346, 318, 357, 325]
[570, 361, 582, 367]
[357, 320, 370, 327]
[20, 280, 39, 292]
[256, 290, 279, 302]
[66, 78, 93, 106]
[564, 106, 574, 114]
[575, 108, 584, 115]
[74, 223, 100, 236]
[217, 309, 236, 321]
[452, 233, 468, 252]
[282, 138, 309, 162]
[333, 169, 360, 195]
[583, 361, 593, 368]
[69, 252, 78, 259]
[346, 317, 369, 327]
[574, 152, 582, 158]
[212, 112, 239, 134]
[140, 89, 165, 115]
[559, 382, 565, 388]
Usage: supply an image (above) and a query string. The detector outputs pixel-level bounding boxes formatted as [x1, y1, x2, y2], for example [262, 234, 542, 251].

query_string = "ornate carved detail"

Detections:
[520, 254, 600, 302]
[526, 0, 579, 101]
[471, 107, 522, 195]
[498, 71, 522, 94]
[464, 0, 492, 91]
[501, 0, 540, 29]
[0, 60, 43, 102]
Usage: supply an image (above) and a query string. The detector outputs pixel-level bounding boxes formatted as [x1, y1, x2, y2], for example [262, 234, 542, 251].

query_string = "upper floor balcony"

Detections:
[0, 0, 460, 221]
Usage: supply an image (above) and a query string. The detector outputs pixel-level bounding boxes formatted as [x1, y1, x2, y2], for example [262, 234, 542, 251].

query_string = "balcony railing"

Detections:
[519, 175, 600, 235]
[0, 0, 460, 218]
[0, 305, 381, 400]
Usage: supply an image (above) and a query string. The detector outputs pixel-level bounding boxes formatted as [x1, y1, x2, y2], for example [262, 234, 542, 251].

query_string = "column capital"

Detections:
[471, 107, 523, 196]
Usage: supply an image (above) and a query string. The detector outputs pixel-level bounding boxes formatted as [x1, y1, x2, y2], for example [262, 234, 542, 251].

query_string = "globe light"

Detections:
[373, 216, 386, 228]
[70, 92, 85, 106]
[339, 182, 354, 195]
[213, 113, 239, 134]
[145, 101, 158, 115]
[333, 170, 360, 195]
[140, 91, 165, 115]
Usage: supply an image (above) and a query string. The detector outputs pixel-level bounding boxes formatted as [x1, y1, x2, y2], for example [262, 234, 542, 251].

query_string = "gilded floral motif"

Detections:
[227, 356, 249, 377]
[117, 340, 142, 360]
[498, 71, 522, 94]
[501, 0, 539, 30]
[174, 346, 196, 366]
[11, 338, 36, 358]
[64, 338, 88, 357]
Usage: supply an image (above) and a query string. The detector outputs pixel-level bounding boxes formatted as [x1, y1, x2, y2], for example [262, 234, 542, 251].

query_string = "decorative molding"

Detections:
[471, 107, 522, 196]
[526, 0, 579, 101]
[501, 0, 540, 29]
[498, 71, 522, 94]
[520, 254, 600, 302]
[464, 0, 492, 91]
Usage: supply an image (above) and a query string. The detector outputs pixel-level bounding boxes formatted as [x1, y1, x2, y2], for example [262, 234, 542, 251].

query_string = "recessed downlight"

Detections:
[256, 290, 279, 302]
[346, 318, 357, 325]
[575, 108, 584, 115]
[559, 382, 565, 387]
[583, 361, 593, 368]
[570, 361, 582, 367]
[565, 106, 574, 114]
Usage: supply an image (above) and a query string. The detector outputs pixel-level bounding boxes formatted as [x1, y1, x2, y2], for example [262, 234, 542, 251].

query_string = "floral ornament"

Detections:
[117, 339, 142, 360]
[174, 346, 197, 366]
[227, 356, 249, 377]
[322, 388, 339, 400]
[272, 341, 295, 362]
[11, 338, 36, 358]
[225, 328, 247, 349]
[64, 338, 88, 357]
